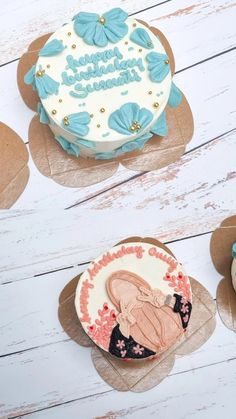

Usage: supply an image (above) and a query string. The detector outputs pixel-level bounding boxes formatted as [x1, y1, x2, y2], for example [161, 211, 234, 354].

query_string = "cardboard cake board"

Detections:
[58, 237, 216, 392]
[17, 22, 194, 188]
[210, 215, 236, 332]
[0, 122, 29, 209]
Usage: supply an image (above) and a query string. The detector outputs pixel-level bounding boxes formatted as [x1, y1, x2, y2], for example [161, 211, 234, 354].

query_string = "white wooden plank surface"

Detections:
[1, 315, 235, 419]
[0, 0, 166, 65]
[0, 1, 236, 418]
[18, 358, 236, 419]
[0, 130, 235, 283]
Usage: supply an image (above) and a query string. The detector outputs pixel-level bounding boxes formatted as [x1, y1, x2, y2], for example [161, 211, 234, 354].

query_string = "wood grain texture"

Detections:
[1, 316, 235, 419]
[16, 357, 236, 419]
[0, 0, 167, 65]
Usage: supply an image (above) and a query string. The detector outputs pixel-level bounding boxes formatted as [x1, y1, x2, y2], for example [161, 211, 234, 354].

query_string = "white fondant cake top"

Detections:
[36, 18, 171, 144]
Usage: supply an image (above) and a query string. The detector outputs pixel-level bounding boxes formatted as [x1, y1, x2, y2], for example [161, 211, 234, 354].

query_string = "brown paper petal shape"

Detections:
[0, 122, 29, 208]
[59, 237, 215, 392]
[210, 215, 236, 332]
[17, 33, 52, 111]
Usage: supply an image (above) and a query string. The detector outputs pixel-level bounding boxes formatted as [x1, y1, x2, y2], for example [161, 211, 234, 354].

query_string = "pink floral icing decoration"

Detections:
[87, 302, 117, 350]
[163, 271, 191, 302]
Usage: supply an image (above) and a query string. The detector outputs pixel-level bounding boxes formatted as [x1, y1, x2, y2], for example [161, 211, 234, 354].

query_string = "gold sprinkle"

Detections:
[133, 23, 137, 27]
[59, 99, 62, 103]
[72, 44, 76, 49]
[153, 102, 159, 108]
[139, 48, 142, 52]
[67, 32, 71, 36]
[64, 120, 69, 126]
[100, 108, 105, 113]
[97, 124, 101, 128]
[46, 64, 50, 68]
[52, 109, 57, 115]
[63, 116, 69, 125]
[36, 69, 45, 77]
[99, 16, 106, 25]
[125, 41, 128, 45]
[148, 91, 152, 95]
[90, 114, 94, 118]
[164, 59, 169, 65]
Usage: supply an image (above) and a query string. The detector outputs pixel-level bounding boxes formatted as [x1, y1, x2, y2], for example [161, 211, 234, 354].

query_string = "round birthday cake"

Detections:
[24, 8, 182, 159]
[75, 241, 192, 360]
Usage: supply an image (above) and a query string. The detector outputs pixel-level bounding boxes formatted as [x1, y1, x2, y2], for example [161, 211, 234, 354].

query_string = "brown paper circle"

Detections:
[91, 346, 175, 392]
[216, 278, 236, 332]
[210, 216, 236, 278]
[0, 122, 29, 208]
[17, 33, 52, 111]
[58, 237, 215, 392]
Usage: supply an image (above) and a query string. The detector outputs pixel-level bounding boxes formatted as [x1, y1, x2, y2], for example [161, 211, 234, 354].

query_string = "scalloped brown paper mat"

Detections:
[17, 22, 193, 188]
[210, 215, 236, 332]
[0, 122, 29, 208]
[58, 237, 215, 392]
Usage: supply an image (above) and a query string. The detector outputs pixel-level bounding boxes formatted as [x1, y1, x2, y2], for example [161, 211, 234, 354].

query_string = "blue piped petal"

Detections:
[151, 112, 168, 136]
[130, 28, 154, 49]
[37, 102, 50, 124]
[119, 132, 153, 153]
[35, 70, 60, 99]
[73, 8, 128, 46]
[62, 112, 91, 137]
[168, 83, 182, 108]
[39, 39, 66, 56]
[24, 64, 36, 89]
[108, 102, 153, 136]
[95, 151, 116, 160]
[55, 135, 80, 157]
[146, 52, 170, 82]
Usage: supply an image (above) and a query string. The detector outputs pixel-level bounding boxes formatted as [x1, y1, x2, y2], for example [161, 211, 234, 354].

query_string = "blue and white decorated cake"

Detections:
[24, 8, 181, 159]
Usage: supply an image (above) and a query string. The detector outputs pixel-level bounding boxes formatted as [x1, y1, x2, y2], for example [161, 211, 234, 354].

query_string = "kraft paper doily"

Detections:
[210, 216, 236, 332]
[58, 237, 216, 392]
[0, 122, 29, 208]
[17, 21, 194, 188]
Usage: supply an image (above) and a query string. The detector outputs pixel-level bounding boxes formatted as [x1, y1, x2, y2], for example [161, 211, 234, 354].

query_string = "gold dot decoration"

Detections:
[90, 114, 94, 118]
[133, 23, 137, 27]
[125, 41, 128, 45]
[63, 116, 69, 126]
[148, 91, 152, 95]
[58, 99, 63, 103]
[129, 121, 141, 132]
[164, 59, 170, 65]
[153, 102, 159, 108]
[139, 48, 142, 52]
[67, 32, 71, 36]
[72, 44, 76, 49]
[51, 109, 57, 115]
[46, 64, 50, 68]
[99, 16, 106, 25]
[97, 124, 101, 128]
[36, 69, 45, 77]
[100, 108, 105, 113]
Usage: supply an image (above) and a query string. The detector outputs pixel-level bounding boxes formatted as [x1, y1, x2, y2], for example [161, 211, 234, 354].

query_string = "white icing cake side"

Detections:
[231, 258, 236, 291]
[36, 17, 172, 157]
[75, 242, 192, 356]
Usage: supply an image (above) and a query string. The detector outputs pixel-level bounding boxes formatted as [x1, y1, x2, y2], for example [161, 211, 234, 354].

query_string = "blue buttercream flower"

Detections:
[108, 102, 153, 135]
[24, 65, 60, 99]
[95, 132, 153, 159]
[55, 135, 81, 157]
[62, 112, 91, 137]
[151, 112, 168, 137]
[73, 8, 128, 47]
[168, 82, 182, 108]
[37, 103, 50, 124]
[146, 52, 170, 82]
[39, 39, 66, 57]
[130, 28, 154, 49]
